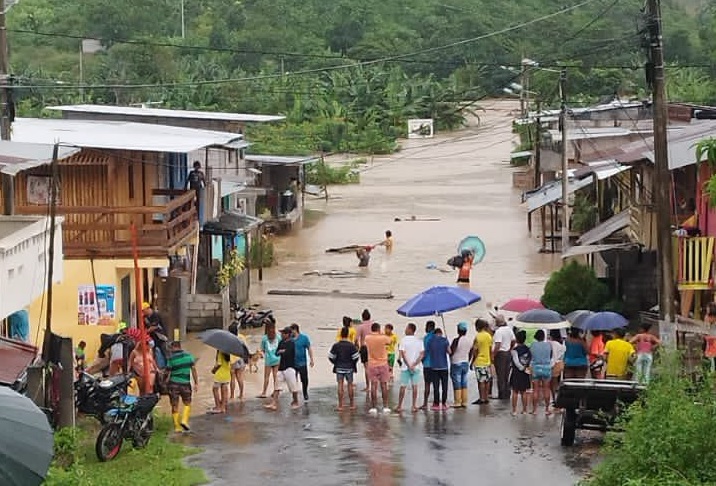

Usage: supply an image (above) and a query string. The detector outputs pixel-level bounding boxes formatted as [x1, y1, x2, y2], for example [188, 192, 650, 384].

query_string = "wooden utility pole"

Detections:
[130, 223, 152, 394]
[44, 144, 59, 336]
[559, 68, 570, 252]
[647, 0, 676, 323]
[0, 0, 13, 215]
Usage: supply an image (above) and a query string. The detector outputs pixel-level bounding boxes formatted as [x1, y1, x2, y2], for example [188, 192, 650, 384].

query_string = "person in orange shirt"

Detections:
[589, 331, 606, 378]
[457, 250, 474, 284]
[364, 322, 392, 414]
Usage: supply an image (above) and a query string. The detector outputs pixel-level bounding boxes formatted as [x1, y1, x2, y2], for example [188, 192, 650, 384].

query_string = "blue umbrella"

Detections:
[513, 308, 570, 330]
[566, 310, 595, 329]
[397, 285, 481, 317]
[458, 236, 486, 265]
[581, 311, 628, 332]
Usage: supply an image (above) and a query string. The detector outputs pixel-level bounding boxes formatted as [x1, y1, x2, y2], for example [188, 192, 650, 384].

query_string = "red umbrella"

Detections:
[500, 298, 544, 313]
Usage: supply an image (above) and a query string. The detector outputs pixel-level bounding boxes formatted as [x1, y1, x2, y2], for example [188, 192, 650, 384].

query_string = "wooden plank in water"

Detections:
[268, 289, 394, 300]
[325, 245, 367, 254]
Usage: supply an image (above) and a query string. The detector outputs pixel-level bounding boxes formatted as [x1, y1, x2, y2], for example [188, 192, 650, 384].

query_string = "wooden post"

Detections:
[130, 223, 151, 394]
[0, 0, 13, 215]
[57, 337, 74, 428]
[258, 224, 264, 282]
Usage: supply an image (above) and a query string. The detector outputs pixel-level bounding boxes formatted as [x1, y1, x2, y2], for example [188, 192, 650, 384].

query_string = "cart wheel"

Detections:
[560, 408, 577, 446]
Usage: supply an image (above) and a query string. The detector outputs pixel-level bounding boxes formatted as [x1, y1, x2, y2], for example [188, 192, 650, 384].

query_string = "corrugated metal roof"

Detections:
[246, 154, 320, 166]
[11, 118, 244, 154]
[47, 104, 286, 123]
[220, 181, 246, 198]
[525, 175, 594, 213]
[562, 242, 637, 259]
[510, 150, 532, 159]
[586, 160, 632, 180]
[0, 337, 38, 386]
[0, 141, 80, 175]
[577, 210, 630, 245]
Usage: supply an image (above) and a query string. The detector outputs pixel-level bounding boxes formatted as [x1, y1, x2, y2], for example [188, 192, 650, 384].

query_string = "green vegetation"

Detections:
[216, 248, 245, 289]
[249, 237, 274, 268]
[306, 159, 361, 187]
[541, 261, 616, 314]
[585, 353, 716, 486]
[4, 0, 710, 154]
[572, 193, 598, 233]
[696, 138, 716, 207]
[45, 417, 206, 486]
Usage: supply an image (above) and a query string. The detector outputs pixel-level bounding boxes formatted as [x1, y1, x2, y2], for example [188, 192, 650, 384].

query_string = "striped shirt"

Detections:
[167, 350, 195, 384]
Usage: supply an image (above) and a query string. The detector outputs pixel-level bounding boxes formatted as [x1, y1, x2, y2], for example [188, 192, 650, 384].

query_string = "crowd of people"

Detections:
[245, 308, 663, 416]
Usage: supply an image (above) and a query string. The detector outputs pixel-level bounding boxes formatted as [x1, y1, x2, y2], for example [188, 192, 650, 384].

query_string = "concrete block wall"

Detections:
[186, 288, 229, 332]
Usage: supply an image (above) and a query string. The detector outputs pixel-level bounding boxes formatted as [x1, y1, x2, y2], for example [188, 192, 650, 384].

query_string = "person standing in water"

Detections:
[379, 230, 394, 251]
[457, 249, 474, 285]
[356, 246, 372, 267]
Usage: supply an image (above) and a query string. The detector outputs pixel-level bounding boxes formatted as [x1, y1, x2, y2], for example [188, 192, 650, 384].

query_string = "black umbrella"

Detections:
[566, 310, 595, 329]
[513, 308, 570, 330]
[0, 386, 53, 486]
[199, 329, 250, 359]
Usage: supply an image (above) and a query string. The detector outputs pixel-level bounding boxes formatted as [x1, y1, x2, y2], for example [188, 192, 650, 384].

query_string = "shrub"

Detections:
[541, 261, 613, 314]
[584, 353, 716, 486]
[250, 237, 274, 268]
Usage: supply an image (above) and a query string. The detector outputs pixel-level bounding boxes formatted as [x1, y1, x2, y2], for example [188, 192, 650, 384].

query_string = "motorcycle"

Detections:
[75, 372, 131, 424]
[229, 302, 275, 331]
[95, 393, 160, 461]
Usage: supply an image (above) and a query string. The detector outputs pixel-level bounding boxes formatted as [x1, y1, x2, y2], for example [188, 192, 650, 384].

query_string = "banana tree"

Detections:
[696, 137, 716, 207]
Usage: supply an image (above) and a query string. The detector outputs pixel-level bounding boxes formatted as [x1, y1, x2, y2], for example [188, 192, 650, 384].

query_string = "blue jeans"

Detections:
[450, 362, 469, 390]
[635, 353, 653, 384]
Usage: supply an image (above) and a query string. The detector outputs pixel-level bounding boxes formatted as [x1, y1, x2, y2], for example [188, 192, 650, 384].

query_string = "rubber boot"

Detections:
[460, 389, 468, 408]
[451, 390, 462, 408]
[181, 405, 191, 432]
[172, 412, 182, 433]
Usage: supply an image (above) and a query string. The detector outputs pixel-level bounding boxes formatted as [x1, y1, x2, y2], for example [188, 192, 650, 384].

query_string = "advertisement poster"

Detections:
[78, 285, 116, 326]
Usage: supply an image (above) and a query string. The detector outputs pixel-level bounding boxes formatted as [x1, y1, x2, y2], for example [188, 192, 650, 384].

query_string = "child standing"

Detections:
[385, 324, 399, 383]
[209, 351, 231, 414]
[75, 340, 87, 373]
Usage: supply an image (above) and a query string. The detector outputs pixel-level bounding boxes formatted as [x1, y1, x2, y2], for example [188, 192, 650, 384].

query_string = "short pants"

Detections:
[232, 358, 246, 371]
[278, 367, 299, 393]
[168, 382, 192, 406]
[213, 380, 230, 388]
[388, 353, 396, 368]
[367, 364, 390, 384]
[531, 364, 552, 381]
[336, 370, 354, 384]
[359, 346, 368, 364]
[400, 368, 421, 387]
[474, 366, 492, 383]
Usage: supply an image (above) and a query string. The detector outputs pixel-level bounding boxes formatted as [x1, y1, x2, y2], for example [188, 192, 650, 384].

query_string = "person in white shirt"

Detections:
[395, 323, 425, 413]
[492, 315, 516, 400]
[450, 321, 473, 407]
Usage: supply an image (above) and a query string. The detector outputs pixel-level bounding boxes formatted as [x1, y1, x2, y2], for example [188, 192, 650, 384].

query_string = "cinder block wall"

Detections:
[185, 288, 230, 332]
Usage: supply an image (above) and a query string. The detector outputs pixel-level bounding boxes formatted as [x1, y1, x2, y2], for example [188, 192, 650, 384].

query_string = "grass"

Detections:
[44, 416, 206, 486]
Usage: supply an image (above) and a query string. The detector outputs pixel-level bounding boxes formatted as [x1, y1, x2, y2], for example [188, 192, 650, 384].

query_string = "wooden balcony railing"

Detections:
[16, 190, 198, 258]
[674, 236, 716, 291]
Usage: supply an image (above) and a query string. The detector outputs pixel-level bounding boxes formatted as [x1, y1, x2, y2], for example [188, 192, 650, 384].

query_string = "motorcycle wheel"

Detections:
[96, 423, 124, 461]
[132, 415, 155, 449]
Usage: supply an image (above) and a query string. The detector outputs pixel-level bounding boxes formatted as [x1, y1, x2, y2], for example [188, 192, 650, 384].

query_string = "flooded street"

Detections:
[181, 100, 597, 484]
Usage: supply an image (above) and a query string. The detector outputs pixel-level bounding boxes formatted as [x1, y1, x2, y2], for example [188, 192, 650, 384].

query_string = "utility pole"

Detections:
[647, 0, 675, 324]
[0, 0, 13, 215]
[559, 68, 569, 252]
[535, 100, 548, 252]
[520, 60, 527, 119]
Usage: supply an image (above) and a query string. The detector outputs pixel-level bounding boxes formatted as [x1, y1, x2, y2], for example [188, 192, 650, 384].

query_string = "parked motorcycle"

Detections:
[95, 393, 160, 461]
[229, 303, 275, 331]
[75, 372, 131, 424]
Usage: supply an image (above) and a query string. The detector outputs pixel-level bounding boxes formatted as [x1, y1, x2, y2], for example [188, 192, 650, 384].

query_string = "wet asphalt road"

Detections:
[181, 386, 597, 486]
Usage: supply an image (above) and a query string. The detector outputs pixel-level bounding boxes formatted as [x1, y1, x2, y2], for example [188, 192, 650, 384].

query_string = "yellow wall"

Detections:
[27, 257, 166, 361]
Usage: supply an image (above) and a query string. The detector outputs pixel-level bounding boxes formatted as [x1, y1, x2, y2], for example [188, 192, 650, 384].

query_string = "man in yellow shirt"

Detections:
[336, 316, 358, 346]
[469, 319, 493, 405]
[604, 328, 635, 379]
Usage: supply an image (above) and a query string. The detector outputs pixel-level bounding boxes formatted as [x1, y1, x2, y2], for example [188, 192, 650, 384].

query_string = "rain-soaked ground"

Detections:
[178, 100, 601, 484]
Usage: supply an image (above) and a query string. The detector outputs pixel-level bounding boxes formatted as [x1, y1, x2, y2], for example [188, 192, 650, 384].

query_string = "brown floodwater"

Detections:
[179, 101, 597, 486]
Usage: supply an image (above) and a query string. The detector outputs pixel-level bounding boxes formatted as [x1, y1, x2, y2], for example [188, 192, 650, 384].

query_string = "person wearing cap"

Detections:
[265, 327, 300, 410]
[492, 315, 516, 400]
[450, 321, 472, 408]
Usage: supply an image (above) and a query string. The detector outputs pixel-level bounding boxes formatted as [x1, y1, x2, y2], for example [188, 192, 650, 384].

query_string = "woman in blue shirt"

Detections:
[529, 330, 553, 415]
[563, 327, 589, 379]
[259, 323, 280, 398]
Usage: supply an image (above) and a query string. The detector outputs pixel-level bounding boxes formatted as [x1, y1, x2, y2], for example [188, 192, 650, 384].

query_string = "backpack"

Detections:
[447, 255, 464, 268]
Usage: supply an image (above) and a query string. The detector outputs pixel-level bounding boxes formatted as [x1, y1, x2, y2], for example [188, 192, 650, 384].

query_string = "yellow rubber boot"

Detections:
[452, 390, 462, 408]
[172, 412, 182, 433]
[461, 389, 468, 408]
[181, 405, 191, 431]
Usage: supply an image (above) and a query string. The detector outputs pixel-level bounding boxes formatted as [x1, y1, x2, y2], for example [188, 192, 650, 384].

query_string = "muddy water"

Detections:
[180, 100, 596, 485]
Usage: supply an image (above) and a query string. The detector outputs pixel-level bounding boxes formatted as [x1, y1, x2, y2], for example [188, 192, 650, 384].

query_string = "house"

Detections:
[246, 155, 320, 232]
[4, 118, 247, 358]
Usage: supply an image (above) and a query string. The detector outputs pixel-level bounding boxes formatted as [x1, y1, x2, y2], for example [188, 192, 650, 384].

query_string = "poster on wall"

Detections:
[78, 285, 116, 326]
[27, 176, 53, 205]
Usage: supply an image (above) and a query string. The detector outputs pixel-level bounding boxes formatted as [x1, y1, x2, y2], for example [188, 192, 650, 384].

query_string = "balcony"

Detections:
[674, 236, 716, 291]
[16, 190, 198, 259]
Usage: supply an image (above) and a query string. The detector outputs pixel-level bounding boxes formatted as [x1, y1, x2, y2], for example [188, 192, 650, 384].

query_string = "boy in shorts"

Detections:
[469, 319, 493, 405]
[166, 341, 199, 432]
[328, 327, 360, 410]
[384, 324, 399, 382]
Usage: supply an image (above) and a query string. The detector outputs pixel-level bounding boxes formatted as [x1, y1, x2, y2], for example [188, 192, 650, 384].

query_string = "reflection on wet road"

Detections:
[180, 100, 598, 484]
